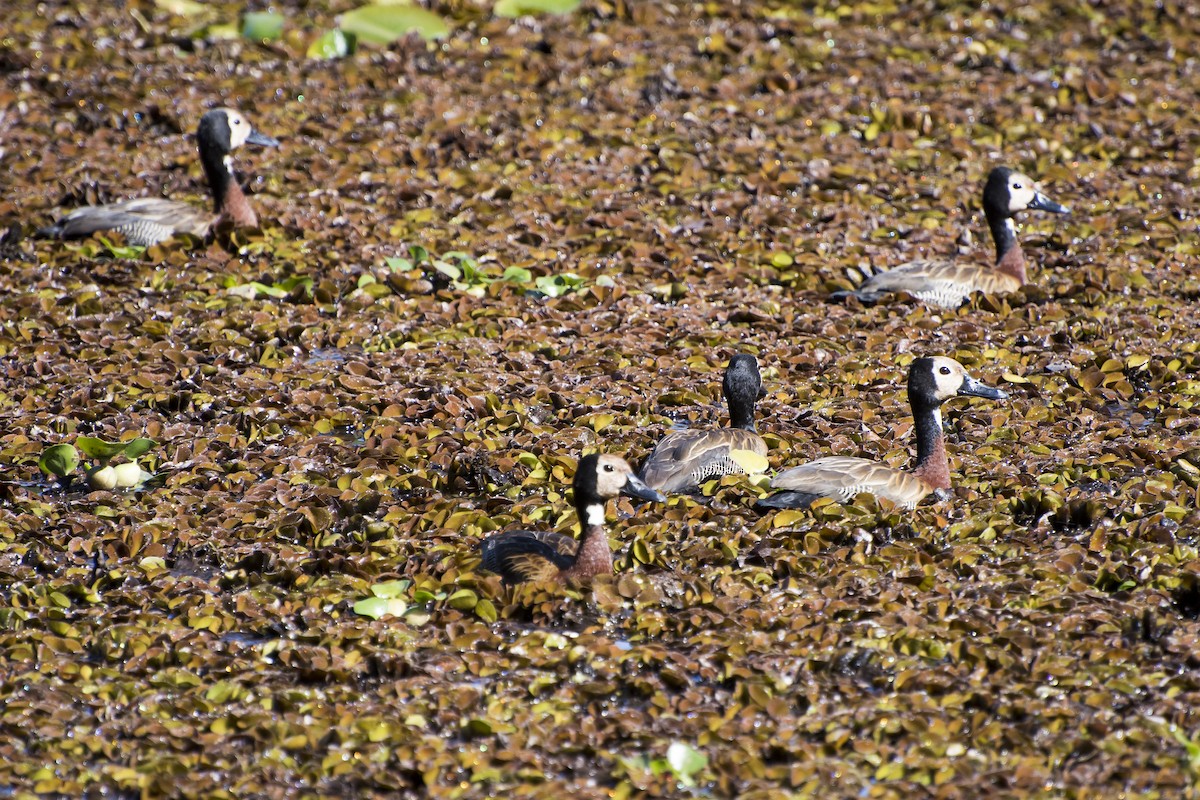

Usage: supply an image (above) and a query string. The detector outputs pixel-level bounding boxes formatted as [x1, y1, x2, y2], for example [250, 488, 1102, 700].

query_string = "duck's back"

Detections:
[641, 427, 767, 493]
[479, 529, 577, 583]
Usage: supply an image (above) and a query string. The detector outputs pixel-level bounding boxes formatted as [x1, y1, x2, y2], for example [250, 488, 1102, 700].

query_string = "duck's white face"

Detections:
[223, 110, 253, 149]
[929, 356, 970, 401]
[594, 454, 636, 497]
[1006, 171, 1042, 212]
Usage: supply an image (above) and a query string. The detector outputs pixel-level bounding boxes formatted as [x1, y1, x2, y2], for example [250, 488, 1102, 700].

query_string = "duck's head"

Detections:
[984, 166, 1069, 218]
[197, 108, 280, 157]
[909, 356, 1008, 407]
[724, 353, 765, 399]
[576, 453, 666, 505]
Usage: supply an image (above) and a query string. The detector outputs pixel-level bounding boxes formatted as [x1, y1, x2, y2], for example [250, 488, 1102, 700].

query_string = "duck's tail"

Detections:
[829, 263, 884, 304]
[754, 490, 821, 511]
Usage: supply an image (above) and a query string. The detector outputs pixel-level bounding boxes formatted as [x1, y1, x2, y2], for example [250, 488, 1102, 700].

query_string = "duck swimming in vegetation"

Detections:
[833, 166, 1068, 307]
[39, 108, 279, 246]
[756, 357, 1006, 511]
[479, 453, 666, 584]
[640, 354, 769, 494]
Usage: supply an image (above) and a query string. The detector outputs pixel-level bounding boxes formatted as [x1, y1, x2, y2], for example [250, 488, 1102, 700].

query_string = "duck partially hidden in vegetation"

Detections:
[640, 354, 769, 494]
[833, 166, 1068, 307]
[39, 108, 279, 246]
[756, 357, 1006, 511]
[479, 453, 666, 584]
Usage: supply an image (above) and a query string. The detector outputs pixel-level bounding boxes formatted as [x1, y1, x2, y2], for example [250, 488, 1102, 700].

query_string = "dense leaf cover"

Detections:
[2, 0, 1200, 797]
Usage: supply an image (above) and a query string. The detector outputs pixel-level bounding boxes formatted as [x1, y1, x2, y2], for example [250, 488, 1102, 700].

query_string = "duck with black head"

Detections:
[833, 166, 1068, 307]
[640, 354, 769, 494]
[756, 357, 1007, 510]
[479, 453, 666, 584]
[39, 108, 279, 246]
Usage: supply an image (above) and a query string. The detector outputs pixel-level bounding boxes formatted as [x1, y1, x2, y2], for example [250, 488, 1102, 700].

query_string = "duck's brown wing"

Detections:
[478, 529, 577, 583]
[850, 260, 1021, 308]
[768, 456, 929, 508]
[641, 428, 768, 493]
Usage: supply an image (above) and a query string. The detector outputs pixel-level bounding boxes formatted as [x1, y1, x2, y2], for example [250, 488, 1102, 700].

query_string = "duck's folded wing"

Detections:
[641, 429, 767, 493]
[769, 456, 929, 507]
[479, 529, 577, 583]
[47, 199, 207, 239]
[857, 260, 1020, 307]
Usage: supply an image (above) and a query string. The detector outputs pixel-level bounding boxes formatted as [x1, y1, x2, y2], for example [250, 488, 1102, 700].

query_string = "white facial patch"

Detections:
[1008, 175, 1037, 211]
[228, 115, 249, 148]
[931, 359, 963, 399]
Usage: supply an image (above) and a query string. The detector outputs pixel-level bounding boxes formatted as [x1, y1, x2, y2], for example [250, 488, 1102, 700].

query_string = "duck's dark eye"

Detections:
[1012, 181, 1022, 189]
[940, 366, 951, 375]
[603, 464, 613, 472]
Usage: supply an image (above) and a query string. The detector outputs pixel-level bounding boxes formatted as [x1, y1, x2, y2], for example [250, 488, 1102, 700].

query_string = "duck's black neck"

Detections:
[987, 212, 1018, 264]
[199, 148, 235, 214]
[728, 399, 756, 431]
[910, 401, 950, 489]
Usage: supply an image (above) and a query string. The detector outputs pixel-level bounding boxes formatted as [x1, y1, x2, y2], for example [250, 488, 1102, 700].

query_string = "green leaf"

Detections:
[95, 236, 146, 259]
[122, 438, 156, 459]
[307, 28, 356, 59]
[495, 0, 582, 17]
[474, 598, 497, 623]
[446, 589, 478, 611]
[384, 256, 413, 272]
[196, 22, 241, 40]
[241, 11, 284, 41]
[371, 579, 410, 599]
[431, 260, 462, 281]
[76, 436, 127, 462]
[353, 597, 409, 619]
[39, 445, 79, 478]
[250, 281, 288, 298]
[340, 4, 450, 44]
[279, 275, 314, 292]
[500, 266, 532, 283]
[535, 273, 586, 298]
[153, 0, 207, 15]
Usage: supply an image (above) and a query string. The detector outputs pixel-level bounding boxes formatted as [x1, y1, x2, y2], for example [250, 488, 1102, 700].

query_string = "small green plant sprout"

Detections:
[381, 246, 605, 299]
[224, 274, 314, 301]
[381, 246, 527, 298]
[38, 436, 157, 490]
[616, 741, 709, 789]
[353, 579, 497, 624]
